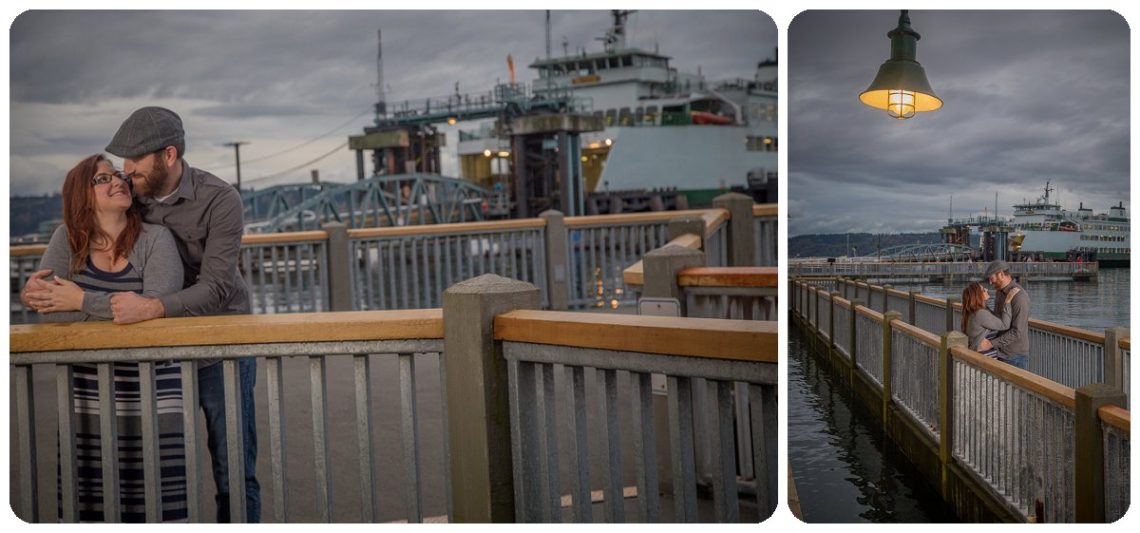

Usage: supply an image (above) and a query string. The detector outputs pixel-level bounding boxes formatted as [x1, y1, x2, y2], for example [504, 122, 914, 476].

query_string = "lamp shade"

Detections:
[859, 11, 942, 119]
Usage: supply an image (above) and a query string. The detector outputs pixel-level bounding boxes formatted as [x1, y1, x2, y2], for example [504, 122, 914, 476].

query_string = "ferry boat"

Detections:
[450, 11, 778, 209]
[1010, 181, 1129, 266]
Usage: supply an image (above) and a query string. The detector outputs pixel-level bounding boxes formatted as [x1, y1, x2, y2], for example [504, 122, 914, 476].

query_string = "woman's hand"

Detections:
[36, 276, 85, 313]
[1006, 286, 1021, 302]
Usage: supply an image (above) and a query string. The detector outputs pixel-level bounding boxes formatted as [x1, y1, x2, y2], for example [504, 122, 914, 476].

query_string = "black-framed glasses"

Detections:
[91, 171, 128, 186]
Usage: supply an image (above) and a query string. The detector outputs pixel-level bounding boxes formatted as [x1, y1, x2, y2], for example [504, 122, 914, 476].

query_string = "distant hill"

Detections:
[9, 194, 62, 239]
[789, 232, 979, 259]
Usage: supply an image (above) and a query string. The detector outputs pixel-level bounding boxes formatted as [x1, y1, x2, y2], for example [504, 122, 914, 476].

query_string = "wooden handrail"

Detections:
[700, 208, 730, 237]
[1028, 319, 1105, 344]
[950, 345, 1077, 409]
[677, 267, 777, 288]
[242, 230, 329, 245]
[752, 203, 777, 217]
[1121, 338, 1131, 351]
[494, 310, 777, 363]
[1098, 404, 1131, 433]
[348, 218, 546, 239]
[564, 208, 723, 228]
[622, 233, 702, 286]
[855, 304, 884, 322]
[890, 319, 941, 349]
[10, 309, 444, 353]
[885, 287, 910, 299]
[834, 296, 852, 309]
[914, 293, 946, 306]
[11, 245, 48, 257]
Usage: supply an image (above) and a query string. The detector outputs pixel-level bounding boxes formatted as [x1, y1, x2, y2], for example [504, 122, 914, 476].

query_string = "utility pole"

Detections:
[224, 141, 249, 190]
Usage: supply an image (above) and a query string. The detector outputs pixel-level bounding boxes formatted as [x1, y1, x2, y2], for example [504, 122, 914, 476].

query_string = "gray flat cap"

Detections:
[105, 107, 184, 158]
[983, 260, 1010, 279]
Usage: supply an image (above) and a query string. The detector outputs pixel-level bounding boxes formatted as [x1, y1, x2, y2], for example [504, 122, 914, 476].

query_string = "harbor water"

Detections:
[789, 267, 1129, 522]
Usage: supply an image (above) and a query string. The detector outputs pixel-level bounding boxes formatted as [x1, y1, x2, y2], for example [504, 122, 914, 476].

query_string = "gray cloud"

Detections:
[789, 10, 1129, 236]
[9, 10, 777, 196]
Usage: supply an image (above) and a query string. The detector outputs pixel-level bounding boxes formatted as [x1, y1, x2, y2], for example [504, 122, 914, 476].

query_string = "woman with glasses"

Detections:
[961, 281, 1020, 359]
[31, 153, 187, 522]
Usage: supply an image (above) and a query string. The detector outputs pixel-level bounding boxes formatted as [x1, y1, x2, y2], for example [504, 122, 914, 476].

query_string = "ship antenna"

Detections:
[545, 11, 553, 91]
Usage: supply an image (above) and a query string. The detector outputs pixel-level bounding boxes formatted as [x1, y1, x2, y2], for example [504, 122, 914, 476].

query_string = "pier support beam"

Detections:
[643, 246, 706, 316]
[443, 275, 541, 522]
[539, 210, 569, 310]
[881, 311, 901, 426]
[944, 296, 960, 334]
[323, 222, 353, 311]
[938, 331, 967, 498]
[1103, 327, 1129, 392]
[908, 291, 920, 326]
[1074, 384, 1127, 523]
[712, 192, 756, 267]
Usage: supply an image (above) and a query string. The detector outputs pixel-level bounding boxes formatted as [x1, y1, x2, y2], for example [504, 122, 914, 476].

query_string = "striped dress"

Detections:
[57, 257, 188, 522]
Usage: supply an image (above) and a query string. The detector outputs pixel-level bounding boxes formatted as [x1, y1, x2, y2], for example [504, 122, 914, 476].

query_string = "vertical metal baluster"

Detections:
[598, 368, 624, 522]
[668, 375, 697, 522]
[437, 352, 453, 521]
[57, 365, 79, 522]
[180, 362, 200, 522]
[270, 246, 280, 312]
[258, 246, 270, 313]
[734, 382, 754, 481]
[630, 371, 660, 522]
[138, 361, 162, 522]
[14, 364, 39, 522]
[710, 381, 739, 521]
[399, 354, 423, 522]
[353, 354, 377, 521]
[692, 378, 711, 487]
[319, 241, 331, 312]
[263, 356, 286, 523]
[536, 363, 562, 522]
[310, 356, 332, 522]
[98, 363, 122, 522]
[223, 359, 248, 522]
[399, 239, 410, 309]
[433, 237, 443, 307]
[508, 358, 538, 521]
[362, 240, 375, 310]
[282, 246, 293, 311]
[565, 365, 591, 522]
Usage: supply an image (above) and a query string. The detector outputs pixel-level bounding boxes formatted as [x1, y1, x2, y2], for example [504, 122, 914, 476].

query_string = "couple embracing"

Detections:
[19, 107, 259, 522]
[961, 260, 1030, 369]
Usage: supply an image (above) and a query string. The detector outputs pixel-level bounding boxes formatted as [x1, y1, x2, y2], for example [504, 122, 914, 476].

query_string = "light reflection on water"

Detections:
[788, 326, 958, 523]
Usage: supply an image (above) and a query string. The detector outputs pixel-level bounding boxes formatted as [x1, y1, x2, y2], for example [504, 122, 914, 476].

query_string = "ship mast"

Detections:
[374, 29, 386, 123]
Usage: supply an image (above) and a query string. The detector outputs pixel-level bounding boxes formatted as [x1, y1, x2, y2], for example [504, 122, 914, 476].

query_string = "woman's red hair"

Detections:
[961, 282, 987, 333]
[60, 154, 142, 275]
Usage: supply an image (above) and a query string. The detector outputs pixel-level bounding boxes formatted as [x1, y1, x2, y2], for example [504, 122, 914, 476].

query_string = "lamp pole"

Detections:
[224, 141, 250, 190]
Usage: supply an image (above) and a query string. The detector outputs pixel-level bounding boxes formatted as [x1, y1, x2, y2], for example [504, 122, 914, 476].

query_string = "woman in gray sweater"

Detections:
[961, 282, 1020, 357]
[26, 154, 187, 522]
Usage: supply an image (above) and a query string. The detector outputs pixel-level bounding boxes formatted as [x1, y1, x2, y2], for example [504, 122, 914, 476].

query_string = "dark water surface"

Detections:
[788, 326, 958, 523]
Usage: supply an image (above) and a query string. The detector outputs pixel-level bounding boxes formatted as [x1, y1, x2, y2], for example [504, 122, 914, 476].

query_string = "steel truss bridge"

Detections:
[241, 174, 502, 233]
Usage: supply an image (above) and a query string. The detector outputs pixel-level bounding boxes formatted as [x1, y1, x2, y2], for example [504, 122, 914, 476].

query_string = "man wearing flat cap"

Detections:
[978, 260, 1030, 369]
[106, 106, 260, 522]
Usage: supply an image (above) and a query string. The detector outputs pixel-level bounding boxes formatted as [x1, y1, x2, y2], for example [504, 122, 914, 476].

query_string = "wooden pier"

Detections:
[789, 260, 1097, 282]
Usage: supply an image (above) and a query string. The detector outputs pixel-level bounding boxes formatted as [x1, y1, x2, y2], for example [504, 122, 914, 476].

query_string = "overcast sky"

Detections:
[789, 10, 1129, 236]
[8, 10, 776, 197]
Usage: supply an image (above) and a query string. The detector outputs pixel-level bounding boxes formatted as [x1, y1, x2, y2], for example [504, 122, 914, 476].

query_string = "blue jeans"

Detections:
[199, 358, 261, 523]
[1003, 353, 1028, 370]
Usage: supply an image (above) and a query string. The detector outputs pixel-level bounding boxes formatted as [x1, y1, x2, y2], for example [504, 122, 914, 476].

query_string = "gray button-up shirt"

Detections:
[136, 160, 250, 317]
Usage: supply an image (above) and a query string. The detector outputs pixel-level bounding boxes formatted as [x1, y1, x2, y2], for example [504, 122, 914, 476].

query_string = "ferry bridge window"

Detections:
[622, 55, 632, 67]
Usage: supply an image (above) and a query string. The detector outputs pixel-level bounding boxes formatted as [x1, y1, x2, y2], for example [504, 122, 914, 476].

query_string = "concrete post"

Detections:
[881, 285, 893, 314]
[666, 216, 706, 249]
[945, 296, 961, 335]
[908, 291, 919, 326]
[643, 246, 705, 316]
[881, 311, 901, 425]
[1103, 327, 1129, 392]
[846, 299, 864, 384]
[443, 275, 541, 522]
[829, 291, 841, 353]
[1074, 384, 1127, 522]
[712, 192, 756, 267]
[538, 210, 569, 310]
[322, 222, 353, 311]
[939, 331, 968, 497]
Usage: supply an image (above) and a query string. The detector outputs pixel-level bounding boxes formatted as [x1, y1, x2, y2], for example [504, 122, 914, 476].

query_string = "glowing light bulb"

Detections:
[887, 90, 916, 120]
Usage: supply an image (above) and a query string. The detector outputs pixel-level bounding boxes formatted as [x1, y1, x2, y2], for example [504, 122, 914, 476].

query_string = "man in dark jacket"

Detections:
[978, 260, 1030, 369]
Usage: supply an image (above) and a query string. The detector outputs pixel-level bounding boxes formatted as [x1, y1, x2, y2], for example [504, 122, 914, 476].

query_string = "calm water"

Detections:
[881, 267, 1130, 331]
[788, 326, 958, 523]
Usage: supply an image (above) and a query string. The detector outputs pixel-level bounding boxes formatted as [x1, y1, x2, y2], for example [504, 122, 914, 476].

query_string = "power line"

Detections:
[243, 141, 349, 186]
[215, 107, 372, 168]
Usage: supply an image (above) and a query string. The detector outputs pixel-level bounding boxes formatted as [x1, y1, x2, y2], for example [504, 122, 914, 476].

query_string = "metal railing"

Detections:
[817, 289, 830, 342]
[951, 346, 1075, 522]
[855, 308, 884, 387]
[678, 268, 777, 322]
[349, 221, 548, 310]
[752, 205, 777, 267]
[886, 289, 911, 322]
[790, 260, 1098, 279]
[10, 310, 449, 523]
[496, 310, 777, 522]
[833, 298, 853, 362]
[891, 324, 941, 438]
[1099, 405, 1130, 523]
[241, 232, 331, 314]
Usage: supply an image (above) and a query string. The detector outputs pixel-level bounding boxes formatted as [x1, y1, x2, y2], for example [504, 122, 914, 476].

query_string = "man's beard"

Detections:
[133, 156, 169, 198]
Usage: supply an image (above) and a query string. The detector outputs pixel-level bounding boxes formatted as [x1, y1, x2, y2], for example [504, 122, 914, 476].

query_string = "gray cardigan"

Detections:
[966, 299, 1012, 351]
[37, 223, 184, 322]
